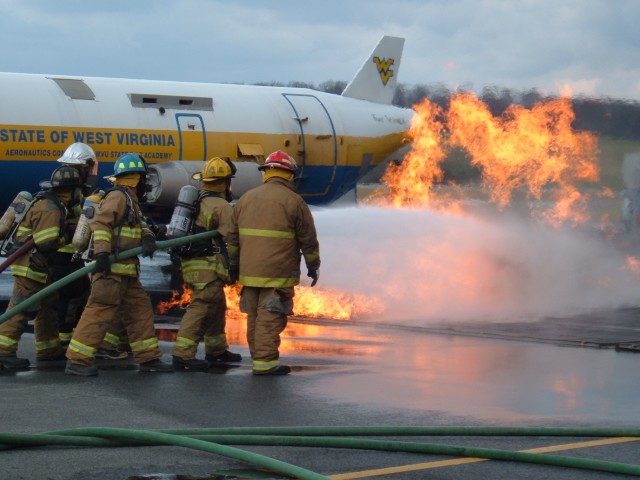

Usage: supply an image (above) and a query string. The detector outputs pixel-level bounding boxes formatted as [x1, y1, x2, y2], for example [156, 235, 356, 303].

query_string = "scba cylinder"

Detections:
[0, 191, 33, 239]
[167, 185, 199, 238]
[72, 191, 105, 251]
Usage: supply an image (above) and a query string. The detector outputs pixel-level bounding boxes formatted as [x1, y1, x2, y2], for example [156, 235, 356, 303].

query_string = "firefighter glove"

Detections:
[94, 253, 111, 274]
[307, 269, 319, 287]
[141, 234, 157, 258]
[229, 264, 239, 284]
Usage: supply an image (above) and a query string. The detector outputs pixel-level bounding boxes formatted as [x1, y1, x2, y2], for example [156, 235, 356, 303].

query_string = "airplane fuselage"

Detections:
[0, 72, 413, 208]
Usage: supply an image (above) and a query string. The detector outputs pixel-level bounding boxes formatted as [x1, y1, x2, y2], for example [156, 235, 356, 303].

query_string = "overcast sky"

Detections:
[1, 0, 639, 101]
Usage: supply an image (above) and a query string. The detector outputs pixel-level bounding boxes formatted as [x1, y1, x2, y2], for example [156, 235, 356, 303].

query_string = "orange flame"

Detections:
[448, 94, 599, 225]
[368, 99, 446, 208]
[292, 286, 383, 320]
[156, 286, 192, 314]
[370, 93, 600, 227]
[156, 283, 381, 322]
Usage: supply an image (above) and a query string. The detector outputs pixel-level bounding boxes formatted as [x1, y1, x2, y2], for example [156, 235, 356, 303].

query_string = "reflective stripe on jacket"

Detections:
[90, 187, 151, 277]
[229, 176, 320, 288]
[180, 194, 233, 288]
[11, 195, 67, 284]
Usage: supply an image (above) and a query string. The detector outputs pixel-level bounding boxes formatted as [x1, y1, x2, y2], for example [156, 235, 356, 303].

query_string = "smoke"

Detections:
[313, 205, 639, 324]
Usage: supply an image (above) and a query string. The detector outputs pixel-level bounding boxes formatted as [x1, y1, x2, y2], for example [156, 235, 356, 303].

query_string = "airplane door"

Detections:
[176, 113, 207, 161]
[282, 94, 337, 196]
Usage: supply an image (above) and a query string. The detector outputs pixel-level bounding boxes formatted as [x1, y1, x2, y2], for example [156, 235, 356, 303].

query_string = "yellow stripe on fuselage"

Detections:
[0, 125, 406, 169]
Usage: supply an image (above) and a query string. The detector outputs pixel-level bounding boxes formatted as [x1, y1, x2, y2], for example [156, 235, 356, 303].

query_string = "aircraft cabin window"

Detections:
[49, 78, 96, 100]
[129, 93, 213, 111]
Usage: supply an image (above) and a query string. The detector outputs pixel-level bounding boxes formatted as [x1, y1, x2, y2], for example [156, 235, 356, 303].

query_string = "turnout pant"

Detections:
[66, 272, 162, 366]
[172, 280, 229, 360]
[0, 275, 61, 359]
[241, 286, 293, 372]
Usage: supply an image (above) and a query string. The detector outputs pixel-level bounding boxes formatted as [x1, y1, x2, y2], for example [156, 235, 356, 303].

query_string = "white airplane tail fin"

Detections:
[341, 35, 405, 105]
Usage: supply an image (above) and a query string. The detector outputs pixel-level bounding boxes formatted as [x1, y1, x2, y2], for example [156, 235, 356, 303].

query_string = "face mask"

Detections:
[85, 173, 99, 190]
[55, 189, 73, 203]
[137, 175, 153, 203]
[72, 187, 83, 207]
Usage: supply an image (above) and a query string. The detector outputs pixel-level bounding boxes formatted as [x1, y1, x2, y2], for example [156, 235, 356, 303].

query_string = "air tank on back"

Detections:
[0, 191, 33, 239]
[72, 191, 105, 251]
[166, 184, 199, 238]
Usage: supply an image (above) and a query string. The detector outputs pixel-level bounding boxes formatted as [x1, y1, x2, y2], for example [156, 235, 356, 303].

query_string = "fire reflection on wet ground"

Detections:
[155, 305, 640, 424]
[281, 319, 640, 424]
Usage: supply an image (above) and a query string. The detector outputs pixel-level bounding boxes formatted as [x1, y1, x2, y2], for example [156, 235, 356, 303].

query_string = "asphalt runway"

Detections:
[2, 248, 640, 479]
[2, 309, 640, 479]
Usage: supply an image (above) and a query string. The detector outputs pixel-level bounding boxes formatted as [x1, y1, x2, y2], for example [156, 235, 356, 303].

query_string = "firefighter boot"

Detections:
[205, 350, 242, 363]
[253, 365, 291, 376]
[37, 348, 68, 365]
[139, 359, 174, 373]
[172, 356, 209, 372]
[94, 348, 129, 360]
[0, 355, 30, 370]
[64, 360, 99, 377]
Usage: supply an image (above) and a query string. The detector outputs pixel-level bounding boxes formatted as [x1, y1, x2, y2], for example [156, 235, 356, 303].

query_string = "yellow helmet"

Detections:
[192, 157, 233, 182]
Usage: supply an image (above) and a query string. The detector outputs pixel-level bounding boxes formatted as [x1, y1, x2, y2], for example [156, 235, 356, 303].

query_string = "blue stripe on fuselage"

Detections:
[295, 164, 362, 205]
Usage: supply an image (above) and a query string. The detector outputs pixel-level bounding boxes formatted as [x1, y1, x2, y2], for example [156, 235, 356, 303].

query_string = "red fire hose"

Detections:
[0, 238, 36, 274]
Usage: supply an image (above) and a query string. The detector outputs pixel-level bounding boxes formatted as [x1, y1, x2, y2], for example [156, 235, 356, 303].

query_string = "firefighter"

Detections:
[57, 143, 131, 358]
[0, 165, 85, 368]
[51, 142, 99, 345]
[65, 153, 173, 376]
[228, 151, 320, 376]
[171, 157, 242, 371]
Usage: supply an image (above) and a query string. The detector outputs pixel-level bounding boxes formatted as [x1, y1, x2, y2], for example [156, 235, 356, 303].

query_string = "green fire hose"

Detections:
[0, 230, 220, 326]
[1, 426, 640, 478]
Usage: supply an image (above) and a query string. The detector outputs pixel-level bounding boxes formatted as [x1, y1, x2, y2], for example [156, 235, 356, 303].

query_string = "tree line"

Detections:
[257, 80, 640, 141]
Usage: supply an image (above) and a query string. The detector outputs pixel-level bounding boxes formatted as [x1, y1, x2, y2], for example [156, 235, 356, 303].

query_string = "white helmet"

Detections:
[58, 142, 97, 166]
[58, 142, 98, 178]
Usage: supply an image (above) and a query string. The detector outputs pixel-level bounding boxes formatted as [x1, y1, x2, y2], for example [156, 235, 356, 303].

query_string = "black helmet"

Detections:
[40, 165, 84, 190]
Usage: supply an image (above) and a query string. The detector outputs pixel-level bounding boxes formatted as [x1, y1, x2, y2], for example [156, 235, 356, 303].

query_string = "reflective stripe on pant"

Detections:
[171, 280, 229, 360]
[241, 286, 289, 371]
[100, 320, 129, 350]
[66, 273, 161, 366]
[0, 275, 60, 358]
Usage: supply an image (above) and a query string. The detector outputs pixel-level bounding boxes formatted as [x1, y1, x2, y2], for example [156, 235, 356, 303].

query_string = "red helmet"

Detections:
[259, 151, 298, 173]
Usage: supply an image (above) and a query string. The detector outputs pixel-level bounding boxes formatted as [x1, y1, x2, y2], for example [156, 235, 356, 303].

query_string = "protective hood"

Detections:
[263, 169, 294, 183]
[114, 172, 142, 188]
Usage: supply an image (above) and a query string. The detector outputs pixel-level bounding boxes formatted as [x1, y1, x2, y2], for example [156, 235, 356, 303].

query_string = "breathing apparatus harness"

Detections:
[80, 186, 136, 263]
[0, 191, 68, 256]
